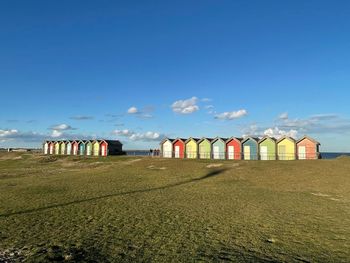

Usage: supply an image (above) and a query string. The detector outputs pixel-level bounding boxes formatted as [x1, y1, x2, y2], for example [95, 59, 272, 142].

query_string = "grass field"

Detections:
[0, 152, 349, 262]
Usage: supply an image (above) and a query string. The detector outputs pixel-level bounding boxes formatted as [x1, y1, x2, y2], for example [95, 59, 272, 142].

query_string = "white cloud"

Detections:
[51, 130, 63, 138]
[130, 131, 161, 141]
[263, 127, 298, 139]
[204, 105, 214, 110]
[112, 129, 133, 136]
[278, 112, 289, 120]
[127, 107, 138, 114]
[215, 109, 248, 120]
[201, 98, 212, 102]
[48, 124, 76, 139]
[171, 97, 199, 114]
[112, 129, 164, 142]
[70, 115, 94, 120]
[50, 124, 75, 131]
[0, 129, 19, 137]
[0, 129, 46, 144]
[241, 124, 298, 139]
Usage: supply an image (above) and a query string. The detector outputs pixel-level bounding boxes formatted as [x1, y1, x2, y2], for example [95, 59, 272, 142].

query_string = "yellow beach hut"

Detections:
[277, 136, 296, 160]
[185, 137, 199, 159]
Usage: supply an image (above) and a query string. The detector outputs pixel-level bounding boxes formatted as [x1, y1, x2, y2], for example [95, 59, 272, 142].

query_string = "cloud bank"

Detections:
[171, 97, 199, 114]
[215, 109, 248, 120]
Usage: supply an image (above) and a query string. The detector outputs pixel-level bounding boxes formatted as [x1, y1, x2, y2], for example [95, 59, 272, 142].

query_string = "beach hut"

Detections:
[85, 141, 93, 156]
[43, 141, 49, 154]
[72, 141, 79, 155]
[242, 137, 259, 160]
[297, 136, 320, 160]
[60, 141, 66, 155]
[258, 136, 277, 160]
[226, 137, 242, 160]
[212, 137, 227, 160]
[54, 141, 60, 155]
[277, 136, 296, 160]
[172, 138, 186, 158]
[78, 140, 86, 155]
[185, 137, 199, 159]
[49, 141, 54, 155]
[161, 138, 174, 158]
[100, 140, 123, 156]
[92, 140, 100, 156]
[66, 141, 73, 155]
[198, 138, 212, 159]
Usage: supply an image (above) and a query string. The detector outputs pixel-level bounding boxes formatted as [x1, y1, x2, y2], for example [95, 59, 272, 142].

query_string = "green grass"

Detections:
[0, 152, 350, 262]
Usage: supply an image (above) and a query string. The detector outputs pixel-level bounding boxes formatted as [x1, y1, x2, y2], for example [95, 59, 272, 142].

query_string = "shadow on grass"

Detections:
[0, 168, 228, 218]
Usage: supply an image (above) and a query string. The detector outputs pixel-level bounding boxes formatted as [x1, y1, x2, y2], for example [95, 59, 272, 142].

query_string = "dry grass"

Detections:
[0, 152, 350, 262]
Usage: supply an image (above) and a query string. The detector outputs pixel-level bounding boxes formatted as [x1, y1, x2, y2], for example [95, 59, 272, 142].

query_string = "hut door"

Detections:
[228, 146, 234, 160]
[279, 145, 286, 160]
[187, 146, 192, 158]
[175, 146, 180, 158]
[298, 146, 306, 160]
[244, 146, 251, 160]
[67, 144, 71, 155]
[101, 145, 106, 156]
[44, 144, 48, 154]
[213, 146, 220, 159]
[260, 146, 268, 160]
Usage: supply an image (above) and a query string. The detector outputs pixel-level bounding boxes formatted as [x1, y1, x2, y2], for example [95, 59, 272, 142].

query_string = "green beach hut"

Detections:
[258, 136, 277, 160]
[54, 141, 60, 155]
[85, 140, 93, 156]
[198, 138, 212, 159]
[60, 141, 66, 155]
[212, 137, 227, 159]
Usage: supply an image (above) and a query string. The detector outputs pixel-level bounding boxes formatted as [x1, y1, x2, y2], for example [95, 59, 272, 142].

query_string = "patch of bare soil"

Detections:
[206, 163, 223, 168]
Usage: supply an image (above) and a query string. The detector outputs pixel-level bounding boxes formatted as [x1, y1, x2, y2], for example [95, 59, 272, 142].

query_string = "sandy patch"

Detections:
[311, 193, 331, 197]
[125, 159, 142, 165]
[147, 165, 167, 170]
[206, 163, 223, 168]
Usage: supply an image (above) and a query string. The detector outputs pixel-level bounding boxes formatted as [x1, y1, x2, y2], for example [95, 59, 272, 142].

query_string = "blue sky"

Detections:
[1, 0, 350, 151]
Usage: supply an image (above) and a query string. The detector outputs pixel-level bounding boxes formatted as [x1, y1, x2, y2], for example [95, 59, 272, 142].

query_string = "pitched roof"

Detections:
[198, 137, 214, 143]
[258, 136, 277, 143]
[172, 138, 186, 144]
[185, 137, 200, 143]
[241, 137, 259, 144]
[276, 136, 296, 144]
[296, 135, 320, 145]
[211, 137, 228, 143]
[160, 138, 175, 144]
[101, 140, 123, 146]
[226, 137, 243, 143]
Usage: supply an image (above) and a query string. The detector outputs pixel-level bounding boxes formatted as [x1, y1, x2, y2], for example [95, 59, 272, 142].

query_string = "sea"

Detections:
[321, 152, 350, 159]
[125, 150, 350, 159]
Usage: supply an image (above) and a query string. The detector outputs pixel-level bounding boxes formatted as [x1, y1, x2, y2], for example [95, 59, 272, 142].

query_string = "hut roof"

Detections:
[160, 138, 175, 144]
[296, 136, 320, 145]
[276, 136, 296, 144]
[172, 138, 186, 144]
[100, 140, 123, 146]
[198, 137, 214, 143]
[226, 137, 243, 143]
[258, 136, 277, 143]
[185, 137, 200, 143]
[211, 137, 228, 143]
[241, 137, 259, 144]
